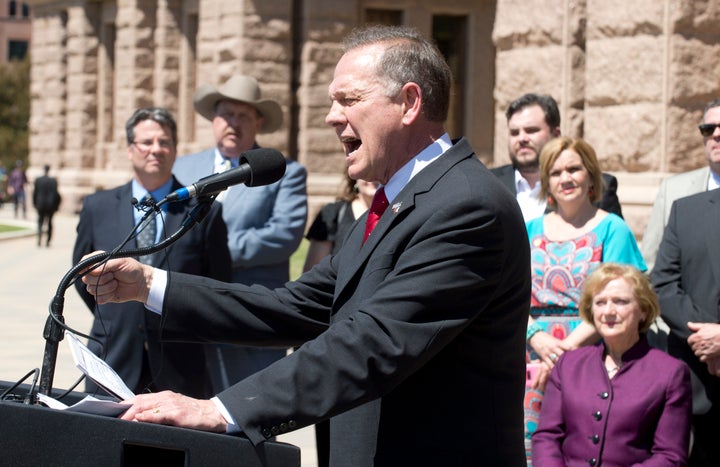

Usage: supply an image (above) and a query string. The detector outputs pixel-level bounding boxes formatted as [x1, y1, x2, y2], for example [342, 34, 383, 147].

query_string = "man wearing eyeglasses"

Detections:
[642, 98, 720, 272]
[72, 107, 231, 398]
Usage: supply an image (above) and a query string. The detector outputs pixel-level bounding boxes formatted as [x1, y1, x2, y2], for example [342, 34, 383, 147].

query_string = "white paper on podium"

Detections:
[64, 330, 135, 401]
[37, 392, 131, 417]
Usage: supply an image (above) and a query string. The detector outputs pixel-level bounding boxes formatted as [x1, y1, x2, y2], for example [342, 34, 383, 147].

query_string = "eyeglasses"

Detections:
[132, 139, 174, 152]
[698, 123, 720, 137]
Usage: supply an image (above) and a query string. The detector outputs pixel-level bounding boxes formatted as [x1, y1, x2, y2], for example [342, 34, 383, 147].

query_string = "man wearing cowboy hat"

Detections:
[173, 74, 307, 392]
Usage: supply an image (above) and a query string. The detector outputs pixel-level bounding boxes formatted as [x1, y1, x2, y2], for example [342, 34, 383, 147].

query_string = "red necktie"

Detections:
[363, 187, 389, 243]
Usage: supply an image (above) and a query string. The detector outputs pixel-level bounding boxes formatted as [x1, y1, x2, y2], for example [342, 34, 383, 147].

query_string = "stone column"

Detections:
[153, 0, 184, 111]
[29, 5, 68, 171]
[297, 0, 357, 216]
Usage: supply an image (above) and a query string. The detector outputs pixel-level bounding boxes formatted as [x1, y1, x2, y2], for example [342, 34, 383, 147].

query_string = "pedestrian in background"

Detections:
[33, 164, 61, 247]
[8, 159, 27, 218]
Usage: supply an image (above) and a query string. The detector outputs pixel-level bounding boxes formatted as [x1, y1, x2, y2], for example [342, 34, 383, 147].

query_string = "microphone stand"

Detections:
[37, 196, 216, 397]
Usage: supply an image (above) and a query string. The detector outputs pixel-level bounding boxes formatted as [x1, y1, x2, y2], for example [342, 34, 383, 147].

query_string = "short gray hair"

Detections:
[343, 25, 452, 123]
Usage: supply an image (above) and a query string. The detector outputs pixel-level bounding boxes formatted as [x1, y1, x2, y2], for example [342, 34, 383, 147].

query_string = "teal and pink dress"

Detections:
[523, 213, 646, 464]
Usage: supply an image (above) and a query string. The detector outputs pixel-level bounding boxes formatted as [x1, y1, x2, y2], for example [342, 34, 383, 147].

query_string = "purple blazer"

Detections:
[532, 337, 691, 467]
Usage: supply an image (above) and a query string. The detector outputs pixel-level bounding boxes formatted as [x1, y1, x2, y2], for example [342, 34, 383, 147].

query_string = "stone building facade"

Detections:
[25, 0, 720, 238]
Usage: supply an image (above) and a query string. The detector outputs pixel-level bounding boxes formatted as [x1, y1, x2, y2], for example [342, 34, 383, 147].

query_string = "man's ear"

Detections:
[401, 82, 422, 125]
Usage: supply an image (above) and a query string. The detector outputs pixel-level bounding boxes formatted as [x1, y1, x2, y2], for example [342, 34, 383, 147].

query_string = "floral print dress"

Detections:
[523, 213, 646, 465]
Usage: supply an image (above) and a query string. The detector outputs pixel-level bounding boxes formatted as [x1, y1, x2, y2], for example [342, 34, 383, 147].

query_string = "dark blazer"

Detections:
[490, 164, 624, 218]
[652, 188, 720, 415]
[533, 338, 691, 466]
[72, 178, 232, 398]
[33, 175, 61, 213]
[160, 138, 531, 466]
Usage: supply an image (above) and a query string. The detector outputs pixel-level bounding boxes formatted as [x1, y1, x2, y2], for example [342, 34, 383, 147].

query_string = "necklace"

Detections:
[605, 355, 622, 377]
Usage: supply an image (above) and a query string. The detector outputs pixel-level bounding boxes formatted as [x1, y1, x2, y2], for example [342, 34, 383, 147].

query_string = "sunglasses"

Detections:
[699, 123, 720, 137]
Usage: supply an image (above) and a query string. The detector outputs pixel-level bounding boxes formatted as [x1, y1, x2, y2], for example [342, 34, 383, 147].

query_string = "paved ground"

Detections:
[0, 203, 317, 466]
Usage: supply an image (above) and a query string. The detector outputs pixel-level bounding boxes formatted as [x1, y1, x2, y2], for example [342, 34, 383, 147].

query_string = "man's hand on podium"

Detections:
[81, 253, 153, 305]
[120, 390, 228, 433]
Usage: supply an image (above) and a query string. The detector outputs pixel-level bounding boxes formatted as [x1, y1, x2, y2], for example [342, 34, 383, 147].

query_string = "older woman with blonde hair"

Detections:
[532, 263, 692, 466]
[523, 137, 646, 463]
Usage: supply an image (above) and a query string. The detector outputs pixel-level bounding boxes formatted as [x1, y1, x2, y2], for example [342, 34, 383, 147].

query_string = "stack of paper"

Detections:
[64, 330, 135, 400]
[36, 331, 135, 417]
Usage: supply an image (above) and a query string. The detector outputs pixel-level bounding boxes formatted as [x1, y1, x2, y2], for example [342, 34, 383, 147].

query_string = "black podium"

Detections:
[0, 382, 300, 466]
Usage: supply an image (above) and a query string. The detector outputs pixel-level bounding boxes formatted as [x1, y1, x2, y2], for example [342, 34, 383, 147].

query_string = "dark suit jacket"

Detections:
[490, 164, 624, 218]
[652, 189, 720, 415]
[33, 175, 61, 213]
[160, 138, 531, 466]
[73, 178, 232, 398]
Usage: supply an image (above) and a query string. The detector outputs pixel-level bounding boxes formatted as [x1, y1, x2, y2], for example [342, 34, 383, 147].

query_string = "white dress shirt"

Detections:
[514, 169, 546, 222]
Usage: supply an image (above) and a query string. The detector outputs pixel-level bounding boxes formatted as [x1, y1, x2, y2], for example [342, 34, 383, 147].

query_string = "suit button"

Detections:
[262, 428, 272, 438]
[589, 458, 597, 466]
[593, 411, 602, 420]
[590, 434, 599, 444]
[271, 426, 280, 435]
[598, 392, 609, 399]
[288, 420, 297, 428]
[280, 423, 288, 432]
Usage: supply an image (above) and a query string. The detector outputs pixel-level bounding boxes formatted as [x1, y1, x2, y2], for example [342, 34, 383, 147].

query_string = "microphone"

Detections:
[165, 148, 287, 202]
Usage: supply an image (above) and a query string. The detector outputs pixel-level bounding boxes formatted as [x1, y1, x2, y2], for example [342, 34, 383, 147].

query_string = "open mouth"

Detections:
[342, 137, 361, 155]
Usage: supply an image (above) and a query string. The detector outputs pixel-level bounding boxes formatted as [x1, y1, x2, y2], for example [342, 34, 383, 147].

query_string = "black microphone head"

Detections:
[240, 148, 287, 187]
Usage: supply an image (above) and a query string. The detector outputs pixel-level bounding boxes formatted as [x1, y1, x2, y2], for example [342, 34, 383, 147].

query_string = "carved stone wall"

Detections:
[25, 0, 720, 239]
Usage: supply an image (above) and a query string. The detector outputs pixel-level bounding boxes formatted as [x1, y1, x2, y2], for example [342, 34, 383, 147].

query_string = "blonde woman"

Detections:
[523, 137, 646, 464]
[533, 263, 691, 465]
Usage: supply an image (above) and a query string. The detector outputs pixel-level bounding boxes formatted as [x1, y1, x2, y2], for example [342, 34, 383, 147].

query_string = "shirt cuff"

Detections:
[212, 396, 242, 434]
[145, 268, 167, 315]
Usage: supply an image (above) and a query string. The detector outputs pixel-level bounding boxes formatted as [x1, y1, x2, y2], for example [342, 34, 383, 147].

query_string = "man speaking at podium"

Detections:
[82, 26, 530, 466]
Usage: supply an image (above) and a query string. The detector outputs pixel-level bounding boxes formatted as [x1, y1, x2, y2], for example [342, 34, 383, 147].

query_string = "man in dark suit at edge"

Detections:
[492, 93, 623, 221]
[81, 26, 530, 466]
[652, 188, 720, 466]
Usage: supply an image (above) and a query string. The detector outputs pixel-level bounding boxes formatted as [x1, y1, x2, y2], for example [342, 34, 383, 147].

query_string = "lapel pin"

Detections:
[392, 202, 402, 213]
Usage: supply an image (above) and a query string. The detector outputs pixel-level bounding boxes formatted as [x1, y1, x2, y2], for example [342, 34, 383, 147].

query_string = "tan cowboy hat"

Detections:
[193, 75, 283, 133]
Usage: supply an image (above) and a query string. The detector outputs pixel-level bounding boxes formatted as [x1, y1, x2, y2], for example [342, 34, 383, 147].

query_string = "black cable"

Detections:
[52, 374, 85, 402]
[1, 368, 39, 403]
[24, 367, 39, 404]
[38, 196, 216, 396]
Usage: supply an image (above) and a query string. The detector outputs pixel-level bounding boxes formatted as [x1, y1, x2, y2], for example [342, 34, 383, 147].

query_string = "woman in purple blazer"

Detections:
[533, 263, 692, 466]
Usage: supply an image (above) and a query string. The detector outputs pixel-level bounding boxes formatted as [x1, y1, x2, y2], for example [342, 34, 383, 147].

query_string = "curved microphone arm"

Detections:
[38, 197, 216, 396]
